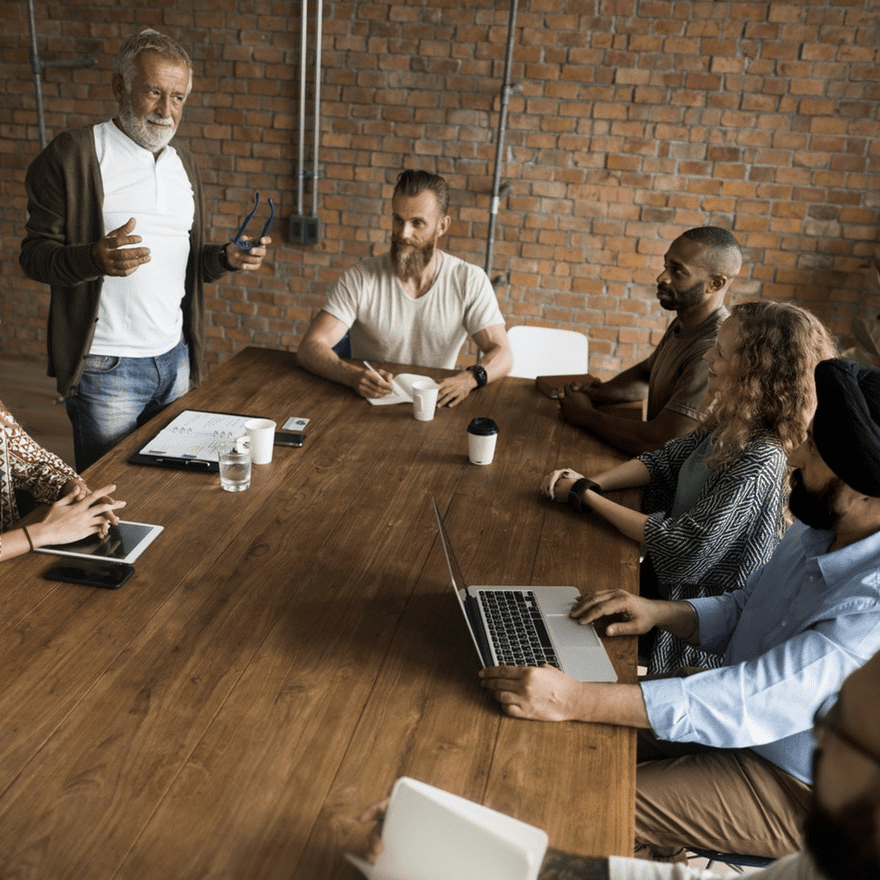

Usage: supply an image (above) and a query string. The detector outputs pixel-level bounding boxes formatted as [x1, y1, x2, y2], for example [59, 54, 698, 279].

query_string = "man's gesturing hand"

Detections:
[91, 218, 151, 277]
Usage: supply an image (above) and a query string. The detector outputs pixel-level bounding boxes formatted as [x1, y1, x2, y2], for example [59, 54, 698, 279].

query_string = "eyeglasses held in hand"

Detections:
[230, 191, 275, 251]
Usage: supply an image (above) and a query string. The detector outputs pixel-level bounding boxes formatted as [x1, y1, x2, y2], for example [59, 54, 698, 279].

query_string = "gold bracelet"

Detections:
[23, 526, 35, 552]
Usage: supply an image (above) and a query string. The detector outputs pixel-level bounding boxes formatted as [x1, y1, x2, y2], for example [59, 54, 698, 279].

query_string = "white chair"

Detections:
[506, 325, 589, 379]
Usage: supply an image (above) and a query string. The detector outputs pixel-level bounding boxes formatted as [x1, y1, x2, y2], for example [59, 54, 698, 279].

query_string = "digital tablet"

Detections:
[34, 521, 164, 565]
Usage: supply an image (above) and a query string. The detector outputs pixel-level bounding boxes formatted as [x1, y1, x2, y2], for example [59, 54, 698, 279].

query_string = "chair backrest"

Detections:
[332, 331, 352, 360]
[506, 325, 589, 379]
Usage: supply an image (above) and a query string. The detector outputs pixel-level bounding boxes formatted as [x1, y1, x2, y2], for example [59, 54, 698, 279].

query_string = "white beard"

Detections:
[118, 99, 176, 152]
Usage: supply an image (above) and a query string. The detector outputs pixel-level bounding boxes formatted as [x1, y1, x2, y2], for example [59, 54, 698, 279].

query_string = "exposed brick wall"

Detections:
[2, 0, 879, 381]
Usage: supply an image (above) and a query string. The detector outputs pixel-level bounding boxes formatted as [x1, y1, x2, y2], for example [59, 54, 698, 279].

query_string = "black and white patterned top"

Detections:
[638, 429, 788, 674]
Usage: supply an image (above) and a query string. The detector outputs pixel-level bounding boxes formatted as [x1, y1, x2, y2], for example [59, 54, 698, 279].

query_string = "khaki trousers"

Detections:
[634, 730, 813, 861]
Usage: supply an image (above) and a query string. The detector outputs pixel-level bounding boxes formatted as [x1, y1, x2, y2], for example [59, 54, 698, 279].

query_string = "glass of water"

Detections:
[219, 446, 251, 492]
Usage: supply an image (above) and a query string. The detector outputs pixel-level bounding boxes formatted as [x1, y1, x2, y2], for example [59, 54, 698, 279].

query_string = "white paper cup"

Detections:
[244, 417, 276, 464]
[412, 380, 440, 421]
[467, 417, 499, 465]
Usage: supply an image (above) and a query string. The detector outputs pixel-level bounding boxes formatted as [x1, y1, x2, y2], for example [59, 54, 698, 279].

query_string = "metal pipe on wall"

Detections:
[26, 0, 96, 150]
[311, 0, 323, 218]
[484, 0, 519, 283]
[290, 0, 322, 244]
[296, 0, 309, 219]
[26, 0, 47, 149]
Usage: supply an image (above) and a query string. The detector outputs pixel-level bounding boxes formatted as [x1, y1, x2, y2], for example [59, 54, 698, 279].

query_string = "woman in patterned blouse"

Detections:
[541, 301, 838, 673]
[0, 402, 125, 561]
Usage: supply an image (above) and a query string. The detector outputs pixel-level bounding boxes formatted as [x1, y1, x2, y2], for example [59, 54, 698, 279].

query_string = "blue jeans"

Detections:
[66, 340, 190, 471]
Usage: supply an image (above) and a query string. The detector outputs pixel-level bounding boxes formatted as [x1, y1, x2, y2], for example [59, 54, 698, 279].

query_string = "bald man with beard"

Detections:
[555, 226, 742, 455]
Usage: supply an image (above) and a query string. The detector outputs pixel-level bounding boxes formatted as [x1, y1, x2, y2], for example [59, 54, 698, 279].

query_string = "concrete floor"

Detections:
[0, 358, 75, 467]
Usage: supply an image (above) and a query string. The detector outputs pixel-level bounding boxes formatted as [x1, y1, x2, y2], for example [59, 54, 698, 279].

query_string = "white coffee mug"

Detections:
[243, 417, 276, 464]
[412, 380, 440, 421]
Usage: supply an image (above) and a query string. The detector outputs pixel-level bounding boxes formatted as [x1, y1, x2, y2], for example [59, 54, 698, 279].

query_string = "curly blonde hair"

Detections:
[700, 300, 838, 464]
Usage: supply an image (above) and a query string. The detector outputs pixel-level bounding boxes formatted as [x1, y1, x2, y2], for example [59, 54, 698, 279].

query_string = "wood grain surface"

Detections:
[0, 348, 639, 879]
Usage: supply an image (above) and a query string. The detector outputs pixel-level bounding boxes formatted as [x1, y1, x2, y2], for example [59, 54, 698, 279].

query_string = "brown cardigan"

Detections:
[19, 124, 228, 397]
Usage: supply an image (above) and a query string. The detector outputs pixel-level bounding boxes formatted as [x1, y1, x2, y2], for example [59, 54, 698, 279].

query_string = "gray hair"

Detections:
[115, 29, 192, 93]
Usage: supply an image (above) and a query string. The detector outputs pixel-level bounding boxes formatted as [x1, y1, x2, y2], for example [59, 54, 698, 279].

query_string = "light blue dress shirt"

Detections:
[641, 520, 880, 783]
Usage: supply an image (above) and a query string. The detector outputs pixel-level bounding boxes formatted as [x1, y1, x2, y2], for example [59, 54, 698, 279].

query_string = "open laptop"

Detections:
[432, 498, 617, 683]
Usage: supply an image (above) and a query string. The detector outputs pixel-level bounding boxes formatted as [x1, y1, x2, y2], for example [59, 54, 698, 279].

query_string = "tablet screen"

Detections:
[34, 521, 164, 564]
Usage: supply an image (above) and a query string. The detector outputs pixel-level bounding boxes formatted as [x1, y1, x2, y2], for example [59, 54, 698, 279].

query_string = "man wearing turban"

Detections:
[480, 358, 880, 862]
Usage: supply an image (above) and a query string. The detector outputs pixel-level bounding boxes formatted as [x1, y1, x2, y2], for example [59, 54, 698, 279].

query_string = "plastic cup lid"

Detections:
[467, 417, 499, 436]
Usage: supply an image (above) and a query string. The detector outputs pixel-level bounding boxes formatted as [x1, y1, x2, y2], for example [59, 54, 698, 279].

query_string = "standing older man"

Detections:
[481, 357, 880, 861]
[556, 227, 742, 455]
[297, 169, 513, 408]
[20, 29, 270, 471]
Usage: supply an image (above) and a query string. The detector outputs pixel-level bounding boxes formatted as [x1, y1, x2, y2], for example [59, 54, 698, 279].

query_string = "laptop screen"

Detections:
[432, 497, 470, 596]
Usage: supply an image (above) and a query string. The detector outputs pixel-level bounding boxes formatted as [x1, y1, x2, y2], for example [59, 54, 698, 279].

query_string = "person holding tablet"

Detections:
[1, 400, 125, 562]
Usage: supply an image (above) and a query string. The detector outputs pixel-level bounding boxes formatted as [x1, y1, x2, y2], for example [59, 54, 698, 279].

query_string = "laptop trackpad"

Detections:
[545, 613, 602, 647]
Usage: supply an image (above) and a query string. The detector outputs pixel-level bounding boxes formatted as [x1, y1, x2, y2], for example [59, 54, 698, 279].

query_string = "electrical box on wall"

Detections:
[289, 215, 321, 245]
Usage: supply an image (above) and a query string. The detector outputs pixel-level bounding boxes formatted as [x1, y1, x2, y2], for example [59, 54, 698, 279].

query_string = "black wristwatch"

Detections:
[467, 364, 488, 389]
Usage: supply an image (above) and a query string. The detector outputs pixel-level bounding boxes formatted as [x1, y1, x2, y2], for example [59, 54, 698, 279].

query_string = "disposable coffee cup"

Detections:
[467, 417, 499, 465]
[244, 417, 276, 464]
[412, 380, 440, 421]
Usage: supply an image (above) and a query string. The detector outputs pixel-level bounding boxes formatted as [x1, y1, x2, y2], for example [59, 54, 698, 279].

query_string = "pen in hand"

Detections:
[362, 360, 381, 377]
[362, 361, 396, 395]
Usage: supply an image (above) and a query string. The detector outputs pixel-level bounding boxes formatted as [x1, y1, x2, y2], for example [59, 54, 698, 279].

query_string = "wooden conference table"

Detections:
[1, 347, 638, 879]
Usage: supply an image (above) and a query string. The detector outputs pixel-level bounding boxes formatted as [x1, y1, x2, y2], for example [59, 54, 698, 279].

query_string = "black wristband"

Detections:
[467, 364, 488, 388]
[568, 477, 602, 511]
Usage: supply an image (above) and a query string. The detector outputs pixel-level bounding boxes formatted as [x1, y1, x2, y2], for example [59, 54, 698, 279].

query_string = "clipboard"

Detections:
[128, 409, 259, 472]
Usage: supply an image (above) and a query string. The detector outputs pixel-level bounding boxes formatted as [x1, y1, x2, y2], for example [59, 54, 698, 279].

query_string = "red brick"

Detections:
[0, 1, 876, 375]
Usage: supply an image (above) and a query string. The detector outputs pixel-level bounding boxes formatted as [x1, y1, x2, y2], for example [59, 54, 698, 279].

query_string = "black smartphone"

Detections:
[274, 431, 306, 447]
[43, 561, 135, 590]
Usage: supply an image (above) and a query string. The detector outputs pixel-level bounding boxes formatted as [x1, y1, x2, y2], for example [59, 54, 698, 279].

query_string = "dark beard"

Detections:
[656, 279, 705, 312]
[390, 236, 434, 279]
[804, 791, 880, 880]
[788, 470, 844, 530]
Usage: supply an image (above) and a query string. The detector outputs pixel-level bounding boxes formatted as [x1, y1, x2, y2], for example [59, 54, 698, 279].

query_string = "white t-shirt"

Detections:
[323, 251, 505, 368]
[91, 121, 194, 357]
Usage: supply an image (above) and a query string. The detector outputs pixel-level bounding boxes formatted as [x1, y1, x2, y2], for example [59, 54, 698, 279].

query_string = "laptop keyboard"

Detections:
[478, 590, 560, 669]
